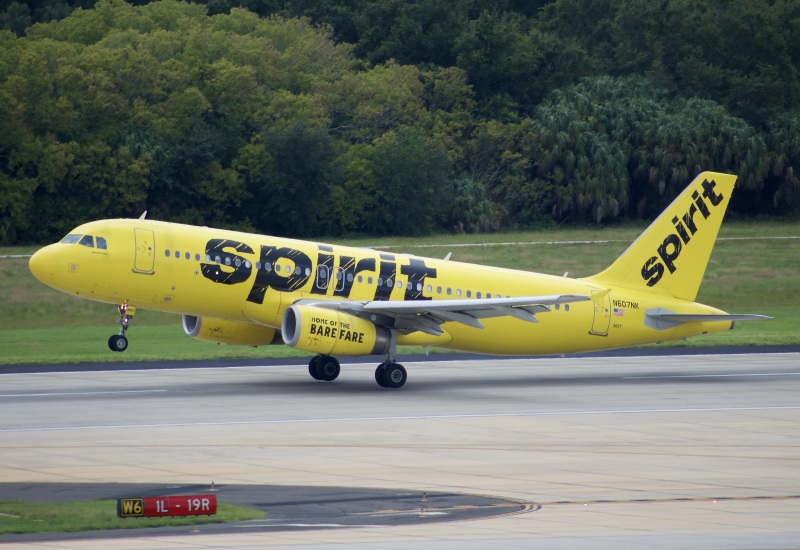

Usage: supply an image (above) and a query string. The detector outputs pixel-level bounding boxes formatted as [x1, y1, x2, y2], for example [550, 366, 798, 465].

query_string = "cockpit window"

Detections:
[96, 236, 107, 250]
[60, 234, 82, 244]
[79, 235, 94, 248]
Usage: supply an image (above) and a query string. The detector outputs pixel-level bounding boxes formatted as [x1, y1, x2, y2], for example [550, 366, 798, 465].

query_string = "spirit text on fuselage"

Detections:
[199, 240, 438, 304]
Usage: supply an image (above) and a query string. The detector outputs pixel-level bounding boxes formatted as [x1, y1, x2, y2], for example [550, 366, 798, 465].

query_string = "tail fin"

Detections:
[587, 172, 737, 301]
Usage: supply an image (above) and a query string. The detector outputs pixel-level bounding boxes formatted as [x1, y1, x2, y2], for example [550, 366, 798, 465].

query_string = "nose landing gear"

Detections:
[108, 302, 135, 352]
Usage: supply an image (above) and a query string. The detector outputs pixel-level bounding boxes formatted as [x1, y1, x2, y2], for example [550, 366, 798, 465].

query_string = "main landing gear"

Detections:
[307, 355, 408, 389]
[375, 361, 407, 389]
[108, 302, 134, 352]
[308, 354, 341, 382]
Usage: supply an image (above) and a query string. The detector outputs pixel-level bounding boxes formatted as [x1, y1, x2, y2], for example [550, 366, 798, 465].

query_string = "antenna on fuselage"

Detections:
[139, 211, 148, 219]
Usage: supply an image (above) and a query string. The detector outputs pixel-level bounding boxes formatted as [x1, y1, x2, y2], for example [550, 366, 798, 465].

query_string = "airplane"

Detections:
[29, 171, 769, 388]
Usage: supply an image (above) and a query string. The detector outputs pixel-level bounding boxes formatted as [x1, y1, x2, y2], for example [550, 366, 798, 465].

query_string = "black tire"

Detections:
[375, 363, 388, 387]
[108, 335, 128, 352]
[316, 356, 341, 382]
[381, 363, 407, 389]
[308, 356, 322, 380]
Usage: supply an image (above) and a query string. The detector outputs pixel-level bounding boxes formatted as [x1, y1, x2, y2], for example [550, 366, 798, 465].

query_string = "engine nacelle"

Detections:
[282, 304, 390, 356]
[182, 315, 282, 347]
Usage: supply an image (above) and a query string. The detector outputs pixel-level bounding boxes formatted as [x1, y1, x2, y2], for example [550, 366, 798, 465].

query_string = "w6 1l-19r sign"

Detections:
[117, 494, 217, 518]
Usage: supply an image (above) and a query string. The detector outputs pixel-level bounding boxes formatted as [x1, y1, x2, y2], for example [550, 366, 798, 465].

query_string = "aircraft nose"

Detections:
[29, 246, 54, 284]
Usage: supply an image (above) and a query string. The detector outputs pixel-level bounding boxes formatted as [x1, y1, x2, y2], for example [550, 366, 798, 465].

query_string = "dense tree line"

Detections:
[1, 0, 798, 244]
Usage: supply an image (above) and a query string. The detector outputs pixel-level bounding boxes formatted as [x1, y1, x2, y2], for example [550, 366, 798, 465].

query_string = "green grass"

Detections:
[0, 500, 265, 535]
[1, 220, 798, 365]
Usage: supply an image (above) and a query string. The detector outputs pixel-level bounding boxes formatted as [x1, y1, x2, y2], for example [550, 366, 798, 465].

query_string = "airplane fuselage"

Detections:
[30, 218, 730, 357]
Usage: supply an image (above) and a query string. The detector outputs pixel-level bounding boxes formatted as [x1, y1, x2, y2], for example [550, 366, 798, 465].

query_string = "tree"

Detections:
[241, 120, 338, 237]
[360, 127, 450, 236]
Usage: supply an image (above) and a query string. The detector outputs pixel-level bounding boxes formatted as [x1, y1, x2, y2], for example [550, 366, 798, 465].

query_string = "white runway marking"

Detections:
[372, 235, 800, 250]
[0, 389, 168, 398]
[625, 372, 800, 379]
[2, 405, 798, 433]
[6, 235, 797, 259]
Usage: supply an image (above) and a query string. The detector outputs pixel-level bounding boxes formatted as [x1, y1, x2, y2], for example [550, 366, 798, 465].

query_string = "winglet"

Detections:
[587, 172, 737, 301]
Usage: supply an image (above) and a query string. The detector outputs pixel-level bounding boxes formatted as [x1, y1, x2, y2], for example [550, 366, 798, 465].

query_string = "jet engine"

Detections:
[281, 304, 390, 356]
[182, 315, 282, 346]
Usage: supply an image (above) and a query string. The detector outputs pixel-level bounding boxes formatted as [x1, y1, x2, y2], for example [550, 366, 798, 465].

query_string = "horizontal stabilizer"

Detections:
[646, 308, 771, 330]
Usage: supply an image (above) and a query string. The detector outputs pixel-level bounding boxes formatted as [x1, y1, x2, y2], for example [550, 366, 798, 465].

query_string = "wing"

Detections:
[295, 294, 590, 336]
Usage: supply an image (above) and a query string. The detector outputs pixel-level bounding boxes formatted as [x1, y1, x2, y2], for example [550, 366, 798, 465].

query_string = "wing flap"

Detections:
[302, 294, 590, 334]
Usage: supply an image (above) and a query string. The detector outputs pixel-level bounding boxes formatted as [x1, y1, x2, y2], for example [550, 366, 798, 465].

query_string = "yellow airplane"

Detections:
[29, 171, 768, 388]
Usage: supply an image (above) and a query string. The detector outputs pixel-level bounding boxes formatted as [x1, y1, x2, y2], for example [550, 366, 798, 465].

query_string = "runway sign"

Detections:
[117, 495, 217, 518]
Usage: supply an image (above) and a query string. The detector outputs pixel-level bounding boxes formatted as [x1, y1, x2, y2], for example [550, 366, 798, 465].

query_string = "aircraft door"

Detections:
[133, 228, 155, 274]
[589, 291, 611, 336]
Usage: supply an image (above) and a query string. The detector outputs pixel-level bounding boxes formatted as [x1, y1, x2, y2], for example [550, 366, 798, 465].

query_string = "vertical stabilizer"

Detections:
[587, 172, 737, 301]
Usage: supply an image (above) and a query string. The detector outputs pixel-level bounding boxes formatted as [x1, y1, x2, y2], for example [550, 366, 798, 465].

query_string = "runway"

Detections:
[1, 351, 799, 549]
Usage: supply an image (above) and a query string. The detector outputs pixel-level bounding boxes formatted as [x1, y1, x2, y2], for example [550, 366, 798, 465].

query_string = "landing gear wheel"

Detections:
[308, 356, 323, 380]
[375, 363, 388, 387]
[108, 334, 128, 352]
[316, 355, 341, 382]
[376, 362, 407, 389]
[309, 355, 340, 382]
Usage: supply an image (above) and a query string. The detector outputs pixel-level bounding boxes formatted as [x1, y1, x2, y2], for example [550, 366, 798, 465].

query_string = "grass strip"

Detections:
[0, 500, 265, 535]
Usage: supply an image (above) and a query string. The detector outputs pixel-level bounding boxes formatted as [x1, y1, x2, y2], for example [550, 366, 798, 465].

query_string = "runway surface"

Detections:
[1, 351, 799, 549]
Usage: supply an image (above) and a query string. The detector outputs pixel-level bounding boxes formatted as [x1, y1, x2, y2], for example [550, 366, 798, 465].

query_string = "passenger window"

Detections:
[96, 237, 108, 250]
[316, 265, 329, 289]
[166, 249, 171, 257]
[467, 290, 472, 298]
[334, 267, 346, 292]
[79, 235, 94, 248]
[196, 254, 201, 261]
[175, 250, 181, 258]
[185, 252, 190, 260]
[476, 292, 481, 299]
[456, 289, 462, 297]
